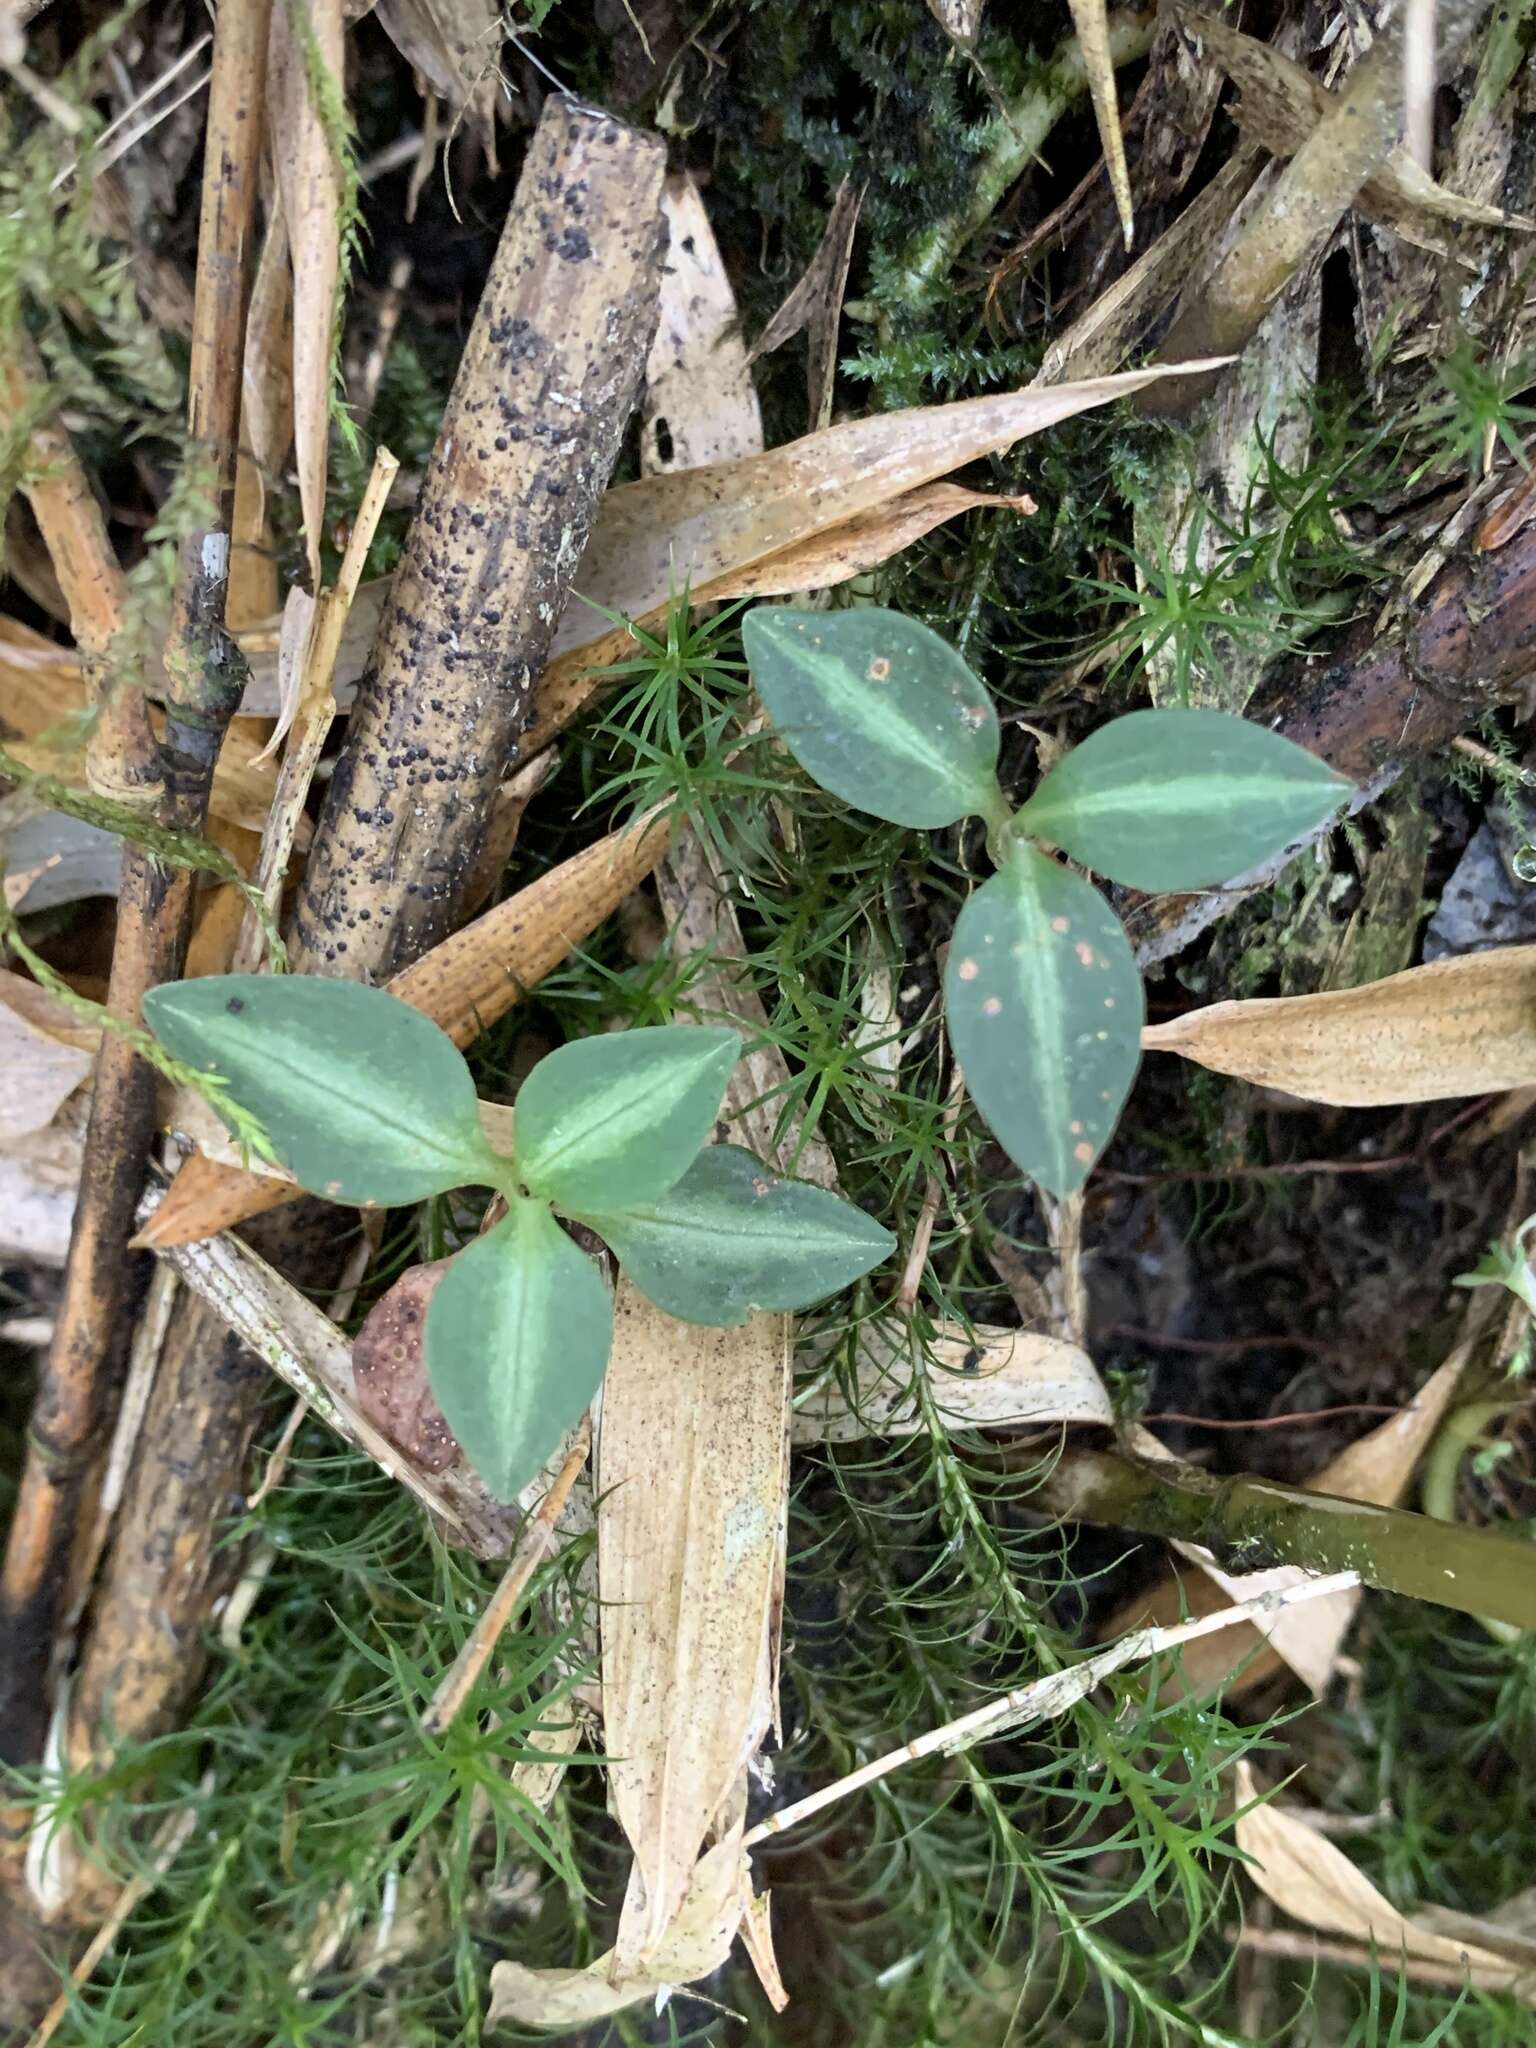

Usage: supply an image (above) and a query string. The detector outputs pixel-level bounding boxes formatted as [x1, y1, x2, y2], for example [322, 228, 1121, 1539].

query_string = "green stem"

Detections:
[1420, 1400, 1527, 1645]
[1044, 1448, 1536, 1634]
[891, 11, 1157, 315]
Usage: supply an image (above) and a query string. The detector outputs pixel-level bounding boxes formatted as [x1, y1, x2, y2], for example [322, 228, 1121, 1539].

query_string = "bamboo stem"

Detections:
[1044, 1448, 1536, 1633]
[0, 0, 272, 1784]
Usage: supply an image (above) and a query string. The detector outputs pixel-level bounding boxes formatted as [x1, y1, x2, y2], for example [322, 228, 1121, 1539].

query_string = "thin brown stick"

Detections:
[0, 0, 272, 1784]
[420, 1420, 594, 1738]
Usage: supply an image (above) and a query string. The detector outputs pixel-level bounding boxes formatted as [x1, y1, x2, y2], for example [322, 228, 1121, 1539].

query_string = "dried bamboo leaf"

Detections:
[487, 1838, 757, 2027]
[599, 1290, 790, 1970]
[747, 176, 863, 429]
[530, 361, 1225, 742]
[269, 0, 344, 589]
[1064, 0, 1133, 247]
[1143, 947, 1536, 1105]
[794, 1321, 1112, 1442]
[1233, 1759, 1536, 1998]
[644, 175, 762, 471]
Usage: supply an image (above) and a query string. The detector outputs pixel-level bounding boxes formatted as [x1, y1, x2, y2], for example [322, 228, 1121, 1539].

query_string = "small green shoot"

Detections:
[143, 977, 894, 1501]
[744, 603, 1355, 1195]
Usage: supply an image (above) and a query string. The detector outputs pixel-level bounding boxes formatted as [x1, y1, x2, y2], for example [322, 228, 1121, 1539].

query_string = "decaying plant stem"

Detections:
[1151, 0, 1487, 414]
[292, 96, 667, 976]
[62, 97, 667, 1786]
[0, 0, 270, 1789]
[1043, 1448, 1536, 1632]
[891, 11, 1156, 311]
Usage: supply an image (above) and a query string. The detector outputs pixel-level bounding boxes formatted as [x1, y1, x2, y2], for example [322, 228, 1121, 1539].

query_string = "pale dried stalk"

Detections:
[740, 1572, 1362, 1849]
[420, 1420, 593, 1737]
[22, 1781, 207, 2048]
[230, 447, 399, 973]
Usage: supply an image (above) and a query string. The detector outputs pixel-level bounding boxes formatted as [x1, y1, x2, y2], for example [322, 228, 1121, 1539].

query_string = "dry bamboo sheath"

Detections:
[59, 100, 667, 1808]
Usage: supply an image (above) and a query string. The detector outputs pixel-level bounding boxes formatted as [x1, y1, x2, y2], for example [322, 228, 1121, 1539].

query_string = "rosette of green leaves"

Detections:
[145, 979, 893, 1500]
[744, 605, 1353, 1198]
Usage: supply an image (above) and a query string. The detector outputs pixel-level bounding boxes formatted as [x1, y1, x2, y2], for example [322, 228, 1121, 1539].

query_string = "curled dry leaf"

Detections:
[644, 174, 763, 472]
[487, 1838, 759, 2027]
[528, 361, 1221, 745]
[0, 969, 97, 1140]
[1143, 945, 1536, 1105]
[1234, 1759, 1536, 2000]
[269, 0, 345, 590]
[1064, 0, 1134, 248]
[747, 175, 863, 430]
[793, 1321, 1112, 1443]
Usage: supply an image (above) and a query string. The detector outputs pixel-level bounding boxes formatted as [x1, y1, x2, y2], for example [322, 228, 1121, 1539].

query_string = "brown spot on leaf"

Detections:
[956, 957, 980, 981]
[867, 656, 892, 682]
[1074, 1141, 1094, 1164]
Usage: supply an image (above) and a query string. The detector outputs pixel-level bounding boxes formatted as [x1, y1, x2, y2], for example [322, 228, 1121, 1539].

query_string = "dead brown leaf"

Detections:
[1143, 946, 1536, 1105]
[794, 1321, 1112, 1443]
[644, 175, 762, 471]
[1234, 1759, 1536, 2000]
[1065, 0, 1134, 248]
[269, 0, 345, 589]
[0, 970, 97, 1140]
[747, 177, 863, 430]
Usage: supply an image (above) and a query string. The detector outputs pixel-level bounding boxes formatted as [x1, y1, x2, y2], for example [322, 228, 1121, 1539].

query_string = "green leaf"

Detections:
[144, 973, 496, 1206]
[742, 605, 1003, 829]
[581, 1144, 894, 1325]
[426, 1199, 612, 1502]
[944, 846, 1142, 1198]
[514, 1025, 741, 1209]
[1016, 708, 1352, 891]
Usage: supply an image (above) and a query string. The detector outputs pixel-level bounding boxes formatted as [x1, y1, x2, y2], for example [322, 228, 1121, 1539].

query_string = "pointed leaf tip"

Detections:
[1018, 708, 1352, 892]
[584, 1144, 894, 1325]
